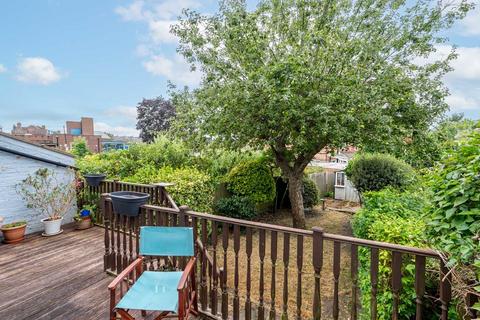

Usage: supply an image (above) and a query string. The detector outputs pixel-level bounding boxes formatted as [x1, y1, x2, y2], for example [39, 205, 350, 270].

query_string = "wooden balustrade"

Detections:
[99, 195, 474, 320]
[81, 179, 178, 225]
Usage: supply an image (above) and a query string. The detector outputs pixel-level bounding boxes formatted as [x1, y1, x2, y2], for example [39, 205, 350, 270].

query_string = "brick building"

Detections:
[11, 123, 56, 147]
[52, 117, 102, 153]
[11, 117, 102, 153]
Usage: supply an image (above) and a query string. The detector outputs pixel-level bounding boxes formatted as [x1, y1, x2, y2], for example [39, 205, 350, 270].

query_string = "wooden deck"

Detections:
[0, 226, 201, 320]
[0, 227, 111, 319]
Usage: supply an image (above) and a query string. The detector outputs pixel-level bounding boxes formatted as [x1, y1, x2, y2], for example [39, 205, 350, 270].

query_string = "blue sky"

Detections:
[0, 0, 479, 137]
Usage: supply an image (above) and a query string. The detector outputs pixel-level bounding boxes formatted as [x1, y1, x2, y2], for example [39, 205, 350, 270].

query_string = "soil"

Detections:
[211, 199, 358, 319]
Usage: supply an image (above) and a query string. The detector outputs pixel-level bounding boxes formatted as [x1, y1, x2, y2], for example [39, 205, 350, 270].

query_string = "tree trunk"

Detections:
[288, 174, 306, 229]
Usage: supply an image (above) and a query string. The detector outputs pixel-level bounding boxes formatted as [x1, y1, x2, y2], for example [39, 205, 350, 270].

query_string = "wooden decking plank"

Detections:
[0, 268, 107, 319]
[0, 228, 101, 266]
[0, 255, 103, 309]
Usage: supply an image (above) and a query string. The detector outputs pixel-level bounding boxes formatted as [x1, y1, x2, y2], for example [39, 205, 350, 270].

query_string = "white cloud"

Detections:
[0, 64, 6, 73]
[95, 122, 139, 137]
[116, 0, 204, 85]
[418, 45, 480, 81]
[445, 92, 479, 111]
[115, 0, 146, 21]
[16, 57, 62, 85]
[460, 6, 480, 36]
[143, 54, 201, 86]
[148, 19, 177, 43]
[104, 106, 137, 122]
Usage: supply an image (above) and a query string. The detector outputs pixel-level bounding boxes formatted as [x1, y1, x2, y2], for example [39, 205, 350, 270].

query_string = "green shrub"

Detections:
[352, 189, 436, 319]
[126, 166, 215, 212]
[345, 153, 415, 194]
[302, 176, 319, 208]
[214, 196, 256, 220]
[225, 158, 276, 204]
[426, 127, 480, 312]
[427, 128, 480, 265]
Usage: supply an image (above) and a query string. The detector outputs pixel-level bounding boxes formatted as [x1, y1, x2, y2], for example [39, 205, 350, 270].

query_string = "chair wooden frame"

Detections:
[108, 256, 198, 320]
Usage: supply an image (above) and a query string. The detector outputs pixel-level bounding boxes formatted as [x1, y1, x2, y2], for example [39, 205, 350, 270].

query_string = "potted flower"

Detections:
[74, 205, 94, 230]
[16, 168, 76, 236]
[0, 221, 27, 244]
[83, 172, 106, 187]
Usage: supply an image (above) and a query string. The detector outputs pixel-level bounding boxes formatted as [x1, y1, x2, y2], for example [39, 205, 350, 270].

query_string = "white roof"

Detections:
[309, 160, 347, 171]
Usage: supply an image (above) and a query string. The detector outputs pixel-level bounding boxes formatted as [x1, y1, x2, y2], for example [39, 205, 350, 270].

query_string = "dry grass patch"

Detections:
[202, 201, 357, 319]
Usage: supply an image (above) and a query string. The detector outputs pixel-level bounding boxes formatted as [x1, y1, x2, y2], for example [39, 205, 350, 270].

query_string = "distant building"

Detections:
[52, 117, 102, 153]
[11, 117, 102, 153]
[96, 131, 140, 152]
[11, 122, 56, 146]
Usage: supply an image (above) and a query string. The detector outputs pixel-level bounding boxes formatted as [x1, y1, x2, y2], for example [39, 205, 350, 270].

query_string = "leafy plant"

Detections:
[302, 176, 319, 209]
[426, 126, 480, 311]
[225, 158, 276, 204]
[16, 168, 76, 220]
[126, 166, 215, 213]
[346, 153, 415, 195]
[214, 196, 256, 220]
[1, 221, 27, 229]
[352, 188, 442, 319]
[71, 137, 91, 158]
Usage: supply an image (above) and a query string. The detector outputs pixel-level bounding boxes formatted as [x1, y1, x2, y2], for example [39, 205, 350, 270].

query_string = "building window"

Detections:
[70, 128, 81, 135]
[335, 172, 345, 187]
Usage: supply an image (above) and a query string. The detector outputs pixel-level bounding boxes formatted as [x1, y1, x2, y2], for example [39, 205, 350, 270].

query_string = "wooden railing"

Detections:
[80, 179, 178, 224]
[98, 194, 480, 320]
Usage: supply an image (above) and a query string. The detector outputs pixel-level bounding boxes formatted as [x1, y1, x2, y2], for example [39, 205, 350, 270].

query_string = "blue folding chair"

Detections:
[108, 227, 198, 320]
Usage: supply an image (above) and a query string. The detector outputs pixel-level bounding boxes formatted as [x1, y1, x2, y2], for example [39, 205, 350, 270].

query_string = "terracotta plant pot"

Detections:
[1, 224, 27, 244]
[75, 216, 92, 230]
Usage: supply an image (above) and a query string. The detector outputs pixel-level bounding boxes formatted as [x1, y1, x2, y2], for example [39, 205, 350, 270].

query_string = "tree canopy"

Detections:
[136, 97, 176, 143]
[171, 0, 472, 227]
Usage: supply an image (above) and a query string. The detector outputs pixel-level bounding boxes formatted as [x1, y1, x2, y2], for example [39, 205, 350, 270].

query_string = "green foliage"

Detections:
[426, 127, 480, 265]
[171, 0, 471, 226]
[302, 176, 319, 208]
[225, 158, 276, 204]
[71, 137, 91, 158]
[1, 221, 27, 229]
[76, 134, 191, 179]
[352, 189, 434, 319]
[195, 148, 261, 183]
[346, 153, 415, 194]
[214, 196, 256, 220]
[16, 168, 77, 220]
[126, 166, 215, 213]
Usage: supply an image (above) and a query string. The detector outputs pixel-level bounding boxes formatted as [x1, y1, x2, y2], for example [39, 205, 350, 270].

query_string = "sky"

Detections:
[0, 0, 479, 137]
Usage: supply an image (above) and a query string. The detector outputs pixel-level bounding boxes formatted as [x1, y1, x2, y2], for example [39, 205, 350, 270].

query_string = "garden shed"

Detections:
[309, 161, 360, 202]
[0, 132, 76, 237]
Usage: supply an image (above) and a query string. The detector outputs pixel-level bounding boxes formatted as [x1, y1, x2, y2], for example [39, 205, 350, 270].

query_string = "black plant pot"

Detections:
[110, 191, 150, 217]
[84, 174, 106, 187]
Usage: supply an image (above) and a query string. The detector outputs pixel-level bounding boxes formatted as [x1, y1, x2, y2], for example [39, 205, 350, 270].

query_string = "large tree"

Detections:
[171, 0, 472, 227]
[136, 97, 176, 143]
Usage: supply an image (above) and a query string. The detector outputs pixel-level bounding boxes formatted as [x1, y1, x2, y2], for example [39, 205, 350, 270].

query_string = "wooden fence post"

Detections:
[312, 227, 324, 320]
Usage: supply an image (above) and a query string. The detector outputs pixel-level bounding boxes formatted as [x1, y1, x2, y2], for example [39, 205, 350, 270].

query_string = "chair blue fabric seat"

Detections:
[116, 271, 183, 312]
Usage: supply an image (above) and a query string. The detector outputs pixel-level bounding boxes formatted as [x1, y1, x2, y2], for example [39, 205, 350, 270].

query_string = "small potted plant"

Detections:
[74, 206, 94, 230]
[83, 172, 106, 187]
[0, 220, 27, 244]
[17, 168, 77, 236]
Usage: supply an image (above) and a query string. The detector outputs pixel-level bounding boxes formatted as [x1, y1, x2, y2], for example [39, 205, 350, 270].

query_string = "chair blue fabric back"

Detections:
[139, 226, 194, 257]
